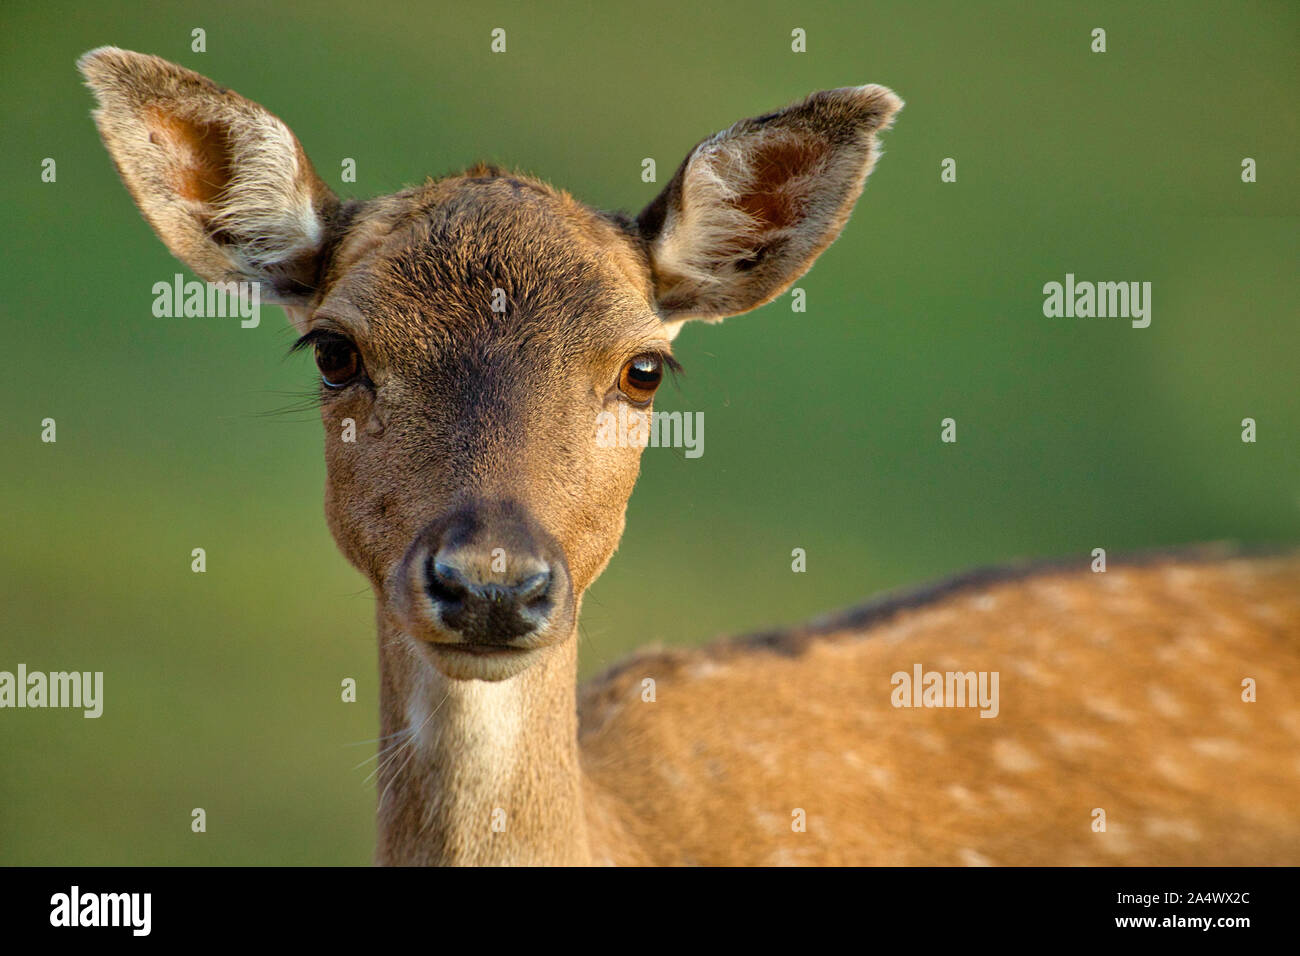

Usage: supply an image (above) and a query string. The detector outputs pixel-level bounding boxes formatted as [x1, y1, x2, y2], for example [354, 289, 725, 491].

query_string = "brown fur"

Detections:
[81, 48, 1300, 866]
[581, 549, 1300, 864]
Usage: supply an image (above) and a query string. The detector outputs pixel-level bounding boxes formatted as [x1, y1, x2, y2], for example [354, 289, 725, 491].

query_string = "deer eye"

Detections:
[314, 335, 363, 388]
[618, 354, 664, 404]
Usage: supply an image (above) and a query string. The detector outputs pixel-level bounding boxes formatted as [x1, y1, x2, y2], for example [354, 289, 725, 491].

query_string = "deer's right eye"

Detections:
[314, 335, 363, 388]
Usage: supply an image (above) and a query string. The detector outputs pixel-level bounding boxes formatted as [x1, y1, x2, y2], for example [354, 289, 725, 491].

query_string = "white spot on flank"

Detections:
[958, 848, 994, 866]
[946, 784, 980, 809]
[1189, 737, 1243, 760]
[988, 785, 1031, 814]
[1153, 754, 1198, 787]
[767, 846, 802, 866]
[866, 765, 893, 789]
[1048, 726, 1107, 751]
[1165, 567, 1202, 589]
[912, 729, 947, 753]
[1037, 583, 1079, 612]
[690, 659, 724, 679]
[1011, 658, 1056, 686]
[654, 762, 689, 789]
[1085, 696, 1136, 723]
[1171, 633, 1214, 660]
[992, 739, 1040, 773]
[1147, 685, 1184, 718]
[1098, 824, 1132, 855]
[1144, 817, 1201, 841]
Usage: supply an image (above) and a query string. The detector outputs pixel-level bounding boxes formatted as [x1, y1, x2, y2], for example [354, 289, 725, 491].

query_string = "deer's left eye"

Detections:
[618, 354, 663, 404]
[315, 336, 363, 388]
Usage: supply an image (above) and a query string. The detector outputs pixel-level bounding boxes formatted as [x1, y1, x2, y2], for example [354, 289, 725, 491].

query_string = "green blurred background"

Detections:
[1, 0, 1295, 864]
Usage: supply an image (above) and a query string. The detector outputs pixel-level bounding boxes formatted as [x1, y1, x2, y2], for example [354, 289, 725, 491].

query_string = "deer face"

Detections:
[306, 177, 667, 679]
[79, 47, 900, 680]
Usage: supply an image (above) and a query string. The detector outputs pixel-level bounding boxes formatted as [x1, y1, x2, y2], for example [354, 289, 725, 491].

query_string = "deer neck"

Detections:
[373, 611, 590, 866]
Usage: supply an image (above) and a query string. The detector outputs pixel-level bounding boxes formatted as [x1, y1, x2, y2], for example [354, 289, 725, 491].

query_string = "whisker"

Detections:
[374, 698, 443, 802]
[364, 728, 419, 783]
[345, 727, 418, 749]
[247, 389, 324, 420]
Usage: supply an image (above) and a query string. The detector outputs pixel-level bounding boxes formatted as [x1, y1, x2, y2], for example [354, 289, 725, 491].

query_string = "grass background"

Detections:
[1, 0, 1296, 864]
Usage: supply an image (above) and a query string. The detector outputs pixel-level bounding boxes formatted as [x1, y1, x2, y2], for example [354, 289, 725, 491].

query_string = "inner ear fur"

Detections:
[637, 84, 902, 322]
[78, 46, 339, 303]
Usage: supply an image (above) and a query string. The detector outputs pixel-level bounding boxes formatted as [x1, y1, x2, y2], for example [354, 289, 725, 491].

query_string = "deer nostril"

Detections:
[514, 570, 551, 606]
[426, 559, 468, 605]
[424, 557, 551, 612]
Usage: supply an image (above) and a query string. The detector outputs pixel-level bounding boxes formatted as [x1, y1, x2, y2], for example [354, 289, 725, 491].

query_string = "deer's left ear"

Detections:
[637, 85, 901, 322]
[78, 47, 339, 307]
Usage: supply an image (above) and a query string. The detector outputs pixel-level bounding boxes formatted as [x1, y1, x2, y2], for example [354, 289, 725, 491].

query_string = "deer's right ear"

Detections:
[78, 47, 339, 309]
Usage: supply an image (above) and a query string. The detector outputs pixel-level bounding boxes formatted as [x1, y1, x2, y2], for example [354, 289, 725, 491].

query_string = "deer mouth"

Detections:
[419, 637, 549, 681]
[427, 642, 536, 658]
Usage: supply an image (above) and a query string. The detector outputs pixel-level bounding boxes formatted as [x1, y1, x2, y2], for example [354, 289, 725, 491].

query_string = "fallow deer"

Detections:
[80, 48, 1300, 866]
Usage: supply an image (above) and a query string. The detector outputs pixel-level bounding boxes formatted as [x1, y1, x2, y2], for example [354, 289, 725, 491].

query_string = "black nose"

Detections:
[424, 553, 554, 644]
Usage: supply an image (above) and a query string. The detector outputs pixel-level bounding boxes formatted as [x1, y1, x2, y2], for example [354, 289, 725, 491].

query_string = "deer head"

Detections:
[79, 47, 901, 686]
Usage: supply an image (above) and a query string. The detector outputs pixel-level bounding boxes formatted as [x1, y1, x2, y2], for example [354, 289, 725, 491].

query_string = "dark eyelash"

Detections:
[287, 327, 347, 357]
[657, 351, 684, 380]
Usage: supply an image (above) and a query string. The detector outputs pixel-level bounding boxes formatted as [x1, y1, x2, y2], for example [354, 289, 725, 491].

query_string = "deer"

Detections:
[79, 47, 1300, 866]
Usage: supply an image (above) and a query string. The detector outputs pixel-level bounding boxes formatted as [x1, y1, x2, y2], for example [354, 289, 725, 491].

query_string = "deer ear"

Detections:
[78, 47, 339, 305]
[637, 85, 901, 322]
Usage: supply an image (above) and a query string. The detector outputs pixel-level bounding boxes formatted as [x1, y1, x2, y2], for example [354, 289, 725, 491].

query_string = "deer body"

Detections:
[580, 554, 1300, 865]
[80, 49, 1300, 866]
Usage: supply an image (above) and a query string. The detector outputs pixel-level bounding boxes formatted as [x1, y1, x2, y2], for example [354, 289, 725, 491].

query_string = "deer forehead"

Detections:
[317, 173, 663, 373]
